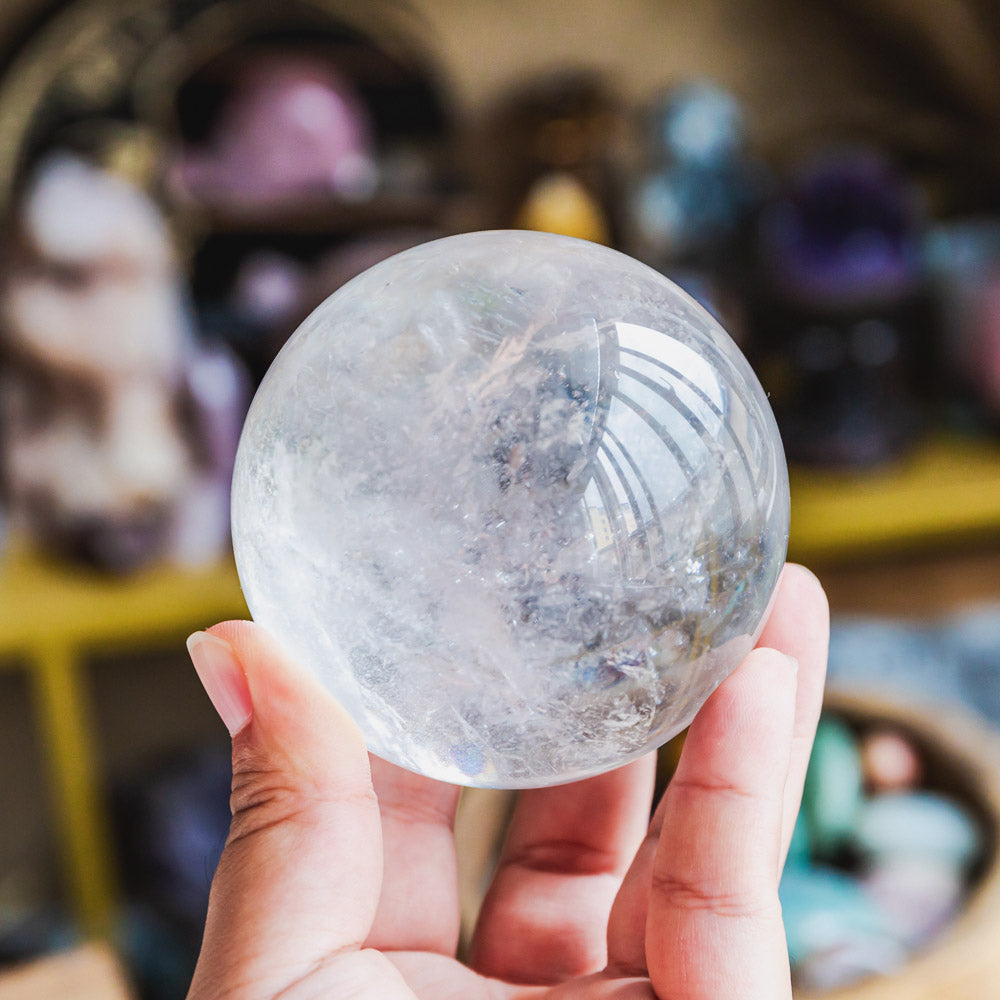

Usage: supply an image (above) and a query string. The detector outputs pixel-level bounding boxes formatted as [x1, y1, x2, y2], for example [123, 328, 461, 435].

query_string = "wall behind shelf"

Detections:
[0, 672, 60, 917]
[3, 0, 996, 184]
[0, 645, 226, 940]
[87, 649, 228, 790]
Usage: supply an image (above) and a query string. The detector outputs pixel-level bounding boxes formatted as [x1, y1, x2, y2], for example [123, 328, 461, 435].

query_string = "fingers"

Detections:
[606, 563, 829, 981]
[754, 564, 830, 864]
[365, 755, 463, 955]
[469, 753, 657, 984]
[645, 647, 798, 1000]
[186, 621, 384, 1000]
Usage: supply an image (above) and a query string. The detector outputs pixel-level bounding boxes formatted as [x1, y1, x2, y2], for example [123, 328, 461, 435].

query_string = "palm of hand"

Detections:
[187, 566, 827, 1000]
[362, 752, 664, 1000]
[351, 674, 794, 1000]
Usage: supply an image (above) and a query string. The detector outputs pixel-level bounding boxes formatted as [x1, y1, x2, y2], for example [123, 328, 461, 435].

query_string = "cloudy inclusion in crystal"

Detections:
[231, 231, 789, 788]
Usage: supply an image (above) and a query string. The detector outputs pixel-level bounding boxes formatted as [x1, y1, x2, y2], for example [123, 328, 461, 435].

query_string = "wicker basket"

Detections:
[800, 688, 1000, 1000]
[454, 687, 1000, 998]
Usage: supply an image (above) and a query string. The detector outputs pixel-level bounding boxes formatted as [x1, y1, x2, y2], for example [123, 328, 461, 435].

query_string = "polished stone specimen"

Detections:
[232, 231, 788, 787]
[803, 717, 865, 857]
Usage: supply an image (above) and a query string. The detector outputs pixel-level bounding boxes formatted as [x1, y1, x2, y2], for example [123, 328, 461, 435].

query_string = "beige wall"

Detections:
[3, 0, 996, 164]
[403, 0, 997, 189]
[411, 0, 854, 135]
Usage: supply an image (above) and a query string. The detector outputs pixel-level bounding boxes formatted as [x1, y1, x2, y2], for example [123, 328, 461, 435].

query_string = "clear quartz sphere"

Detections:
[232, 231, 789, 788]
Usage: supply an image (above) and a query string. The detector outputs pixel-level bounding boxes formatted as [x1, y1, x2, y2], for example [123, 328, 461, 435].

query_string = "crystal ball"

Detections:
[231, 231, 789, 788]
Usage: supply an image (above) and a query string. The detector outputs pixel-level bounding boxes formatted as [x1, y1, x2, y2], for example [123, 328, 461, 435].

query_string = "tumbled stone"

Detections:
[863, 855, 967, 947]
[780, 865, 897, 968]
[794, 935, 909, 993]
[860, 727, 923, 793]
[855, 791, 982, 868]
[802, 716, 864, 856]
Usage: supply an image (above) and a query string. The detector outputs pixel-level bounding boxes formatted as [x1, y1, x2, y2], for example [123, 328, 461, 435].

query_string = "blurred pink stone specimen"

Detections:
[860, 727, 923, 794]
[175, 56, 378, 208]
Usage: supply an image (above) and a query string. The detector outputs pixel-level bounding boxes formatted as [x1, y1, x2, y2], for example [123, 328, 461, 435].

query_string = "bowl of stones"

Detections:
[785, 687, 1000, 1000]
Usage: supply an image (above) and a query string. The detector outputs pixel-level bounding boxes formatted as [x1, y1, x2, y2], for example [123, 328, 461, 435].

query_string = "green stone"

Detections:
[780, 866, 897, 967]
[802, 716, 863, 857]
[785, 809, 812, 870]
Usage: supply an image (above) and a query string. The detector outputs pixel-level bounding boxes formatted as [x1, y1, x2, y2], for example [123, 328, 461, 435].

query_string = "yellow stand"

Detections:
[0, 540, 247, 939]
[788, 434, 1000, 561]
[2, 436, 998, 940]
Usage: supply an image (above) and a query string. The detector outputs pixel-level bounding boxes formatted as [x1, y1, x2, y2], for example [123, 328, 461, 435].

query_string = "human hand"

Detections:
[185, 563, 828, 1000]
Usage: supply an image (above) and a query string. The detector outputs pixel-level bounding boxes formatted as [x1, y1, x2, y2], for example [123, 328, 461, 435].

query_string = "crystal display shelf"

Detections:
[0, 539, 247, 940]
[0, 435, 998, 941]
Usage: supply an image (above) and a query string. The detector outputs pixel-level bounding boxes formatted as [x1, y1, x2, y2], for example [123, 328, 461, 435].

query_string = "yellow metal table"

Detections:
[0, 540, 247, 940]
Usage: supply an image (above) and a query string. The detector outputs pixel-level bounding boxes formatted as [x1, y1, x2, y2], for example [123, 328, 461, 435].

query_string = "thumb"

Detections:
[185, 620, 383, 1000]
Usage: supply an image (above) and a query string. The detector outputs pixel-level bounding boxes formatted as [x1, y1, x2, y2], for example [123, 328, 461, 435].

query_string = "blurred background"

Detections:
[1, 0, 1000, 997]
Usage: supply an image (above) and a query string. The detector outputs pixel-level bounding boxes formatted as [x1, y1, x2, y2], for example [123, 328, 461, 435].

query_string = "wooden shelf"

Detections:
[0, 943, 133, 1000]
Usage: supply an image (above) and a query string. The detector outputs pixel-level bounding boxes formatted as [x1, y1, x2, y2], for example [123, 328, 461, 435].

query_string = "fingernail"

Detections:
[785, 653, 800, 675]
[187, 631, 253, 736]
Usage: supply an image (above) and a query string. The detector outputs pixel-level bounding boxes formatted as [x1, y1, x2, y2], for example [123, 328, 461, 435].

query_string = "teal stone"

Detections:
[802, 717, 864, 857]
[785, 810, 812, 870]
[855, 791, 982, 868]
[780, 866, 897, 968]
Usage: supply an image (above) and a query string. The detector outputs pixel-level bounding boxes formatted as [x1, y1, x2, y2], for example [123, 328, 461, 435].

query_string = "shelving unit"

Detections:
[2, 433, 999, 941]
[2, 434, 999, 942]
[0, 540, 247, 939]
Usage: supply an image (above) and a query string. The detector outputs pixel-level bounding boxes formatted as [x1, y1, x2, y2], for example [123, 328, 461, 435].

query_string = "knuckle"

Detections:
[377, 793, 454, 829]
[225, 742, 377, 845]
[651, 867, 777, 919]
[228, 763, 312, 845]
[668, 774, 762, 803]
[504, 837, 620, 877]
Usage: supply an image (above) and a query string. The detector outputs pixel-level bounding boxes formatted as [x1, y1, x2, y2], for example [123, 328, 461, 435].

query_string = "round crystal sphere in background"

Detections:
[232, 230, 789, 788]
